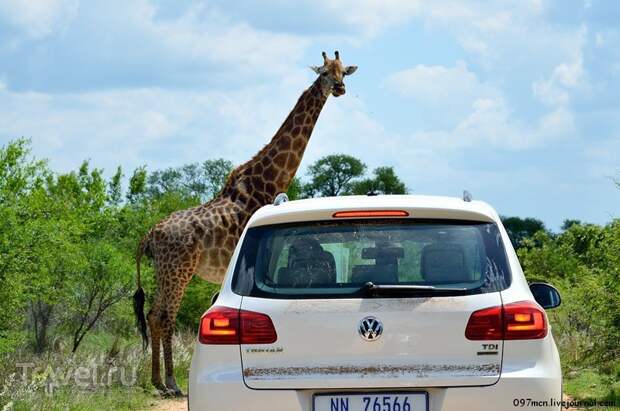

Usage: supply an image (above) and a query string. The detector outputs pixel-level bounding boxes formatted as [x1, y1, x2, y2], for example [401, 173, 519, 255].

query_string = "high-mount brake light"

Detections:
[465, 301, 547, 340]
[332, 210, 409, 218]
[198, 306, 277, 345]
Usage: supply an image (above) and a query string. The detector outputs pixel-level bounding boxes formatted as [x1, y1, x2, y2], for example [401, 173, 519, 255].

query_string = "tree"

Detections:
[286, 176, 303, 200]
[0, 140, 230, 356]
[561, 219, 582, 231]
[500, 216, 547, 249]
[108, 166, 123, 205]
[0, 154, 85, 353]
[127, 166, 148, 203]
[0, 138, 46, 199]
[64, 242, 131, 353]
[302, 154, 366, 197]
[147, 159, 233, 202]
[24, 166, 104, 352]
[518, 222, 620, 370]
[202, 159, 234, 198]
[0, 139, 48, 353]
[351, 166, 407, 195]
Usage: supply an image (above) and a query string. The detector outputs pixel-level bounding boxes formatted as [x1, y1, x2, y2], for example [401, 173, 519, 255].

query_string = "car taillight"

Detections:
[465, 301, 547, 340]
[503, 301, 547, 340]
[198, 306, 277, 345]
[198, 306, 239, 344]
[464, 305, 503, 340]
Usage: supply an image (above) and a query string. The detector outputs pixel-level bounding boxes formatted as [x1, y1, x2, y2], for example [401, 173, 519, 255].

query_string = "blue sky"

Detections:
[0, 0, 619, 230]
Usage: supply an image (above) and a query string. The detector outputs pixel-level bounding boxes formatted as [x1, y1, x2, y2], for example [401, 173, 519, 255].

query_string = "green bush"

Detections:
[519, 222, 620, 400]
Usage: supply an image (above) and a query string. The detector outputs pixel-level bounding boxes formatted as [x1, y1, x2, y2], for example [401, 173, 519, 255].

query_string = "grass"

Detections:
[0, 330, 195, 411]
[564, 369, 620, 408]
[7, 387, 154, 411]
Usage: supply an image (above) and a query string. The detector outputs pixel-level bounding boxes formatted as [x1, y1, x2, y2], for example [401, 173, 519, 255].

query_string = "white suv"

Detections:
[189, 195, 562, 411]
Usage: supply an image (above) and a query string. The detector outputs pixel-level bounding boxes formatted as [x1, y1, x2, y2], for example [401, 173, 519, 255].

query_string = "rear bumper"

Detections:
[190, 377, 561, 411]
[190, 331, 562, 411]
[189, 352, 561, 411]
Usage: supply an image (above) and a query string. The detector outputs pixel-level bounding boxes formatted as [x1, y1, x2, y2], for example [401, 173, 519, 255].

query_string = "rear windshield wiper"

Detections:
[358, 282, 469, 296]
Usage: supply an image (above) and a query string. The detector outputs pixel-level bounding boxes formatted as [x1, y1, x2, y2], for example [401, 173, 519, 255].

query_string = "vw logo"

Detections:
[358, 316, 383, 341]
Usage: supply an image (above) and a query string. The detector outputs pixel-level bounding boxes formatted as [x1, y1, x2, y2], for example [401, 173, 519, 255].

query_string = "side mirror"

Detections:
[210, 291, 220, 306]
[529, 282, 561, 309]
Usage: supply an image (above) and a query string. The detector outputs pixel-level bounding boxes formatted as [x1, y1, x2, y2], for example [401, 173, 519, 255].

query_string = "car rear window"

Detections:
[232, 219, 511, 299]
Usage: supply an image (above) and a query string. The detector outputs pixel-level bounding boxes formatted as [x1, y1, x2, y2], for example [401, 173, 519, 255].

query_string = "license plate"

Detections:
[313, 392, 428, 411]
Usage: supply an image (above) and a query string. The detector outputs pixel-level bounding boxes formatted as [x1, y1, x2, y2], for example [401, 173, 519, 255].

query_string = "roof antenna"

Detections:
[273, 192, 289, 206]
[463, 190, 472, 202]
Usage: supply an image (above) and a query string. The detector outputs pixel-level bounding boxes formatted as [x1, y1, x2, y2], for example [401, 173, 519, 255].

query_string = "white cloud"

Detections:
[308, 1, 541, 40]
[0, 0, 309, 92]
[0, 70, 316, 173]
[0, 0, 617, 229]
[458, 36, 490, 57]
[411, 96, 575, 151]
[532, 78, 570, 106]
[316, 0, 422, 37]
[383, 60, 497, 109]
[382, 59, 576, 150]
[305, 95, 462, 190]
[532, 27, 586, 107]
[0, 0, 78, 39]
[149, 3, 308, 76]
[538, 107, 575, 137]
[385, 61, 482, 102]
[585, 135, 620, 178]
[307, 93, 577, 204]
[595, 32, 604, 47]
[392, 1, 586, 87]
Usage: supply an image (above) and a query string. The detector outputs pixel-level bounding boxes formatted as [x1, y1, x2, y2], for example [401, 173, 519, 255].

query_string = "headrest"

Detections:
[362, 246, 404, 260]
[421, 243, 471, 283]
[288, 237, 323, 260]
[279, 239, 336, 286]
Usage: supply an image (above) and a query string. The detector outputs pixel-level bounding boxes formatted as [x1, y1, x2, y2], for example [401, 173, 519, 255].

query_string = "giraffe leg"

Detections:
[151, 234, 201, 397]
[147, 307, 166, 393]
[162, 322, 183, 396]
[161, 285, 188, 397]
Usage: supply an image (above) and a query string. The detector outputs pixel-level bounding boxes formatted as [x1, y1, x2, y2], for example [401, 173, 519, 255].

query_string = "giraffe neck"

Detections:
[221, 78, 328, 212]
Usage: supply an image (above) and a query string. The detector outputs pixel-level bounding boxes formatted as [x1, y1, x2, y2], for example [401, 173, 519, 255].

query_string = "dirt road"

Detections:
[149, 398, 186, 411]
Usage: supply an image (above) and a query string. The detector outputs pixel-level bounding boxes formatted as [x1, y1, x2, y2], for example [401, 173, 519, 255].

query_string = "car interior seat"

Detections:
[351, 242, 404, 284]
[420, 243, 472, 283]
[277, 237, 336, 287]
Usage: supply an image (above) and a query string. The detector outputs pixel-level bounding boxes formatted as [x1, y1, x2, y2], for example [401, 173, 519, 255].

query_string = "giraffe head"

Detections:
[310, 50, 357, 97]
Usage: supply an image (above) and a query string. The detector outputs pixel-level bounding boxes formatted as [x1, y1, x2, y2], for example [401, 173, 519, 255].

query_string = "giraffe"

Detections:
[133, 51, 357, 396]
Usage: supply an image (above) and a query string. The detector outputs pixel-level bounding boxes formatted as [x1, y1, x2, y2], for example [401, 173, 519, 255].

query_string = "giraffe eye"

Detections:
[321, 72, 328, 77]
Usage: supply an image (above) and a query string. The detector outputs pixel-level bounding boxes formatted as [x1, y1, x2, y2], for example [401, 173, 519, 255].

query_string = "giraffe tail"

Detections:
[133, 234, 150, 350]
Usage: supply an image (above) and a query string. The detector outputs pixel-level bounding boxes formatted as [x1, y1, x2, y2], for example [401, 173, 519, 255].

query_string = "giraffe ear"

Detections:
[310, 65, 326, 74]
[344, 65, 358, 76]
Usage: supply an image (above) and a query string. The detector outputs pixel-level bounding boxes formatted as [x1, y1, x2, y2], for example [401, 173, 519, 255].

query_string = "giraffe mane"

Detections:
[220, 77, 323, 194]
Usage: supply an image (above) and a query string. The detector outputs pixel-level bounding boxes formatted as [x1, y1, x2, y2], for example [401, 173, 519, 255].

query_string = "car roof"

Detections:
[247, 194, 501, 228]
